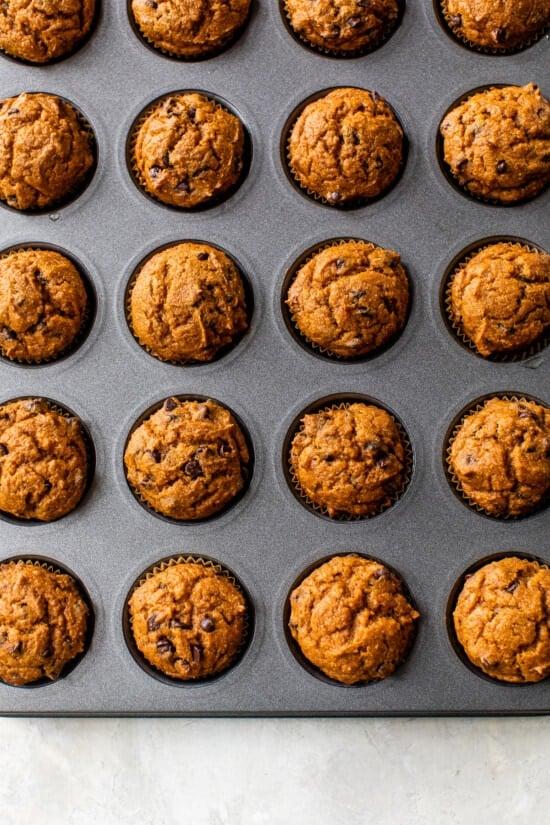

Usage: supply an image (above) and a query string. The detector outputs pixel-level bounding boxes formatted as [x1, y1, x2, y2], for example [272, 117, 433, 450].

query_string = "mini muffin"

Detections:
[0, 248, 88, 363]
[289, 555, 419, 684]
[0, 561, 88, 686]
[288, 88, 404, 206]
[0, 398, 89, 521]
[131, 92, 245, 209]
[454, 557, 550, 683]
[124, 398, 250, 520]
[449, 397, 550, 518]
[129, 242, 248, 363]
[439, 83, 550, 204]
[131, 0, 251, 58]
[284, 0, 400, 54]
[443, 0, 550, 51]
[450, 243, 550, 357]
[0, 0, 96, 64]
[287, 241, 409, 357]
[290, 402, 408, 518]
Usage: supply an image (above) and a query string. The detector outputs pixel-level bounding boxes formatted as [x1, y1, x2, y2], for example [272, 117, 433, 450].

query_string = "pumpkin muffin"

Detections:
[439, 83, 550, 204]
[130, 0, 251, 58]
[290, 402, 408, 518]
[0, 248, 88, 363]
[131, 92, 245, 209]
[0, 0, 96, 64]
[284, 0, 400, 54]
[0, 561, 89, 686]
[129, 560, 247, 681]
[129, 242, 248, 363]
[442, 0, 550, 51]
[124, 397, 250, 520]
[286, 240, 409, 358]
[449, 397, 550, 518]
[454, 557, 550, 683]
[450, 243, 550, 357]
[289, 555, 419, 684]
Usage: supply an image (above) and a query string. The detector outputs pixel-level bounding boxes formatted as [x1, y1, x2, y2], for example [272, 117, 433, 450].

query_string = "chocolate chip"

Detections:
[200, 617, 215, 633]
[350, 130, 360, 145]
[2, 327, 16, 340]
[183, 459, 203, 479]
[197, 252, 209, 261]
[456, 158, 468, 172]
[176, 180, 190, 192]
[0, 444, 7, 456]
[145, 0, 157, 7]
[188, 107, 196, 121]
[43, 480, 52, 493]
[505, 580, 519, 593]
[357, 0, 370, 6]
[191, 643, 202, 663]
[9, 641, 22, 654]
[496, 160, 507, 174]
[374, 156, 383, 169]
[42, 646, 52, 658]
[149, 165, 161, 179]
[164, 397, 178, 412]
[365, 441, 388, 463]
[464, 454, 476, 466]
[147, 614, 161, 632]
[335, 258, 346, 269]
[156, 636, 174, 654]
[449, 14, 462, 27]
[217, 438, 231, 456]
[324, 454, 335, 463]
[327, 24, 341, 38]
[328, 191, 342, 204]
[350, 290, 366, 300]
[492, 27, 506, 43]
[170, 617, 191, 629]
[382, 296, 397, 313]
[7, 108, 19, 115]
[371, 91, 380, 103]
[347, 16, 361, 28]
[150, 449, 161, 463]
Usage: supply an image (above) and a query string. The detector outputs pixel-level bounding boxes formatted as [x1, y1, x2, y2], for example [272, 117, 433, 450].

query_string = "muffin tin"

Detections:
[0, 0, 548, 715]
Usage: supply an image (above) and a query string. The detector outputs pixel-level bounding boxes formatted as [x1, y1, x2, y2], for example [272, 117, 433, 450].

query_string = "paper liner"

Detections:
[437, 0, 549, 56]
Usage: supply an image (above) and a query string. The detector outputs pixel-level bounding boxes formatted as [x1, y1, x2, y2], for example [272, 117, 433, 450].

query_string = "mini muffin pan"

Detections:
[0, 0, 548, 716]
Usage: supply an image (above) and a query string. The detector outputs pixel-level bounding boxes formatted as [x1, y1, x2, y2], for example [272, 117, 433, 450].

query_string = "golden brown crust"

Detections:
[440, 83, 550, 204]
[287, 241, 409, 357]
[0, 562, 88, 686]
[129, 561, 247, 680]
[454, 557, 550, 683]
[288, 88, 403, 205]
[443, 0, 550, 50]
[284, 0, 400, 53]
[0, 0, 96, 63]
[132, 93, 244, 209]
[289, 555, 419, 684]
[449, 398, 550, 518]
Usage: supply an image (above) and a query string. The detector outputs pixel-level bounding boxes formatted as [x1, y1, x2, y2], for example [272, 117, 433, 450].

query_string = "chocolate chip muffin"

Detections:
[454, 557, 550, 683]
[288, 88, 404, 206]
[131, 92, 245, 209]
[450, 243, 550, 357]
[129, 242, 248, 363]
[290, 402, 408, 518]
[124, 398, 250, 520]
[130, 0, 251, 58]
[289, 555, 419, 684]
[129, 561, 247, 680]
[0, 399, 89, 521]
[0, 561, 89, 686]
[442, 0, 550, 51]
[440, 83, 550, 204]
[286, 241, 409, 358]
[449, 397, 550, 518]
[0, 0, 96, 63]
[284, 0, 400, 54]
[0, 248, 88, 363]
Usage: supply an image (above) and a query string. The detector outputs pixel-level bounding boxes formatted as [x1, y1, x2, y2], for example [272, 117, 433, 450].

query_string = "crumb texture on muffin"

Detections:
[284, 0, 400, 53]
[443, 0, 550, 50]
[0, 0, 96, 63]
[289, 555, 419, 684]
[129, 561, 247, 680]
[0, 561, 88, 686]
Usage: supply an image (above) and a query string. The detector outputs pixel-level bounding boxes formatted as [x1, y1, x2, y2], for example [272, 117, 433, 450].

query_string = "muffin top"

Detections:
[290, 402, 407, 518]
[0, 248, 88, 363]
[454, 557, 550, 683]
[287, 241, 409, 358]
[0, 0, 96, 63]
[129, 242, 248, 363]
[124, 398, 250, 521]
[132, 92, 245, 209]
[0, 561, 88, 686]
[289, 555, 419, 684]
[440, 83, 550, 204]
[131, 0, 251, 58]
[443, 0, 550, 50]
[129, 561, 247, 681]
[0, 399, 89, 522]
[450, 243, 550, 357]
[449, 397, 550, 518]
[288, 87, 404, 206]
[284, 0, 400, 54]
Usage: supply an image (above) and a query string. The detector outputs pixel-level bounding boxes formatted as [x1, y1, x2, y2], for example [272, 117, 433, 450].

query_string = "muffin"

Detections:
[284, 0, 400, 54]
[0, 248, 88, 363]
[442, 0, 550, 51]
[0, 0, 96, 63]
[289, 555, 419, 684]
[129, 242, 248, 363]
[439, 83, 550, 204]
[290, 402, 408, 518]
[0, 398, 89, 521]
[0, 92, 94, 211]
[450, 243, 550, 357]
[286, 240, 409, 357]
[124, 398, 250, 520]
[129, 561, 247, 681]
[0, 561, 89, 686]
[131, 92, 245, 209]
[454, 557, 550, 683]
[449, 397, 550, 518]
[287, 88, 404, 206]
[130, 0, 251, 58]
